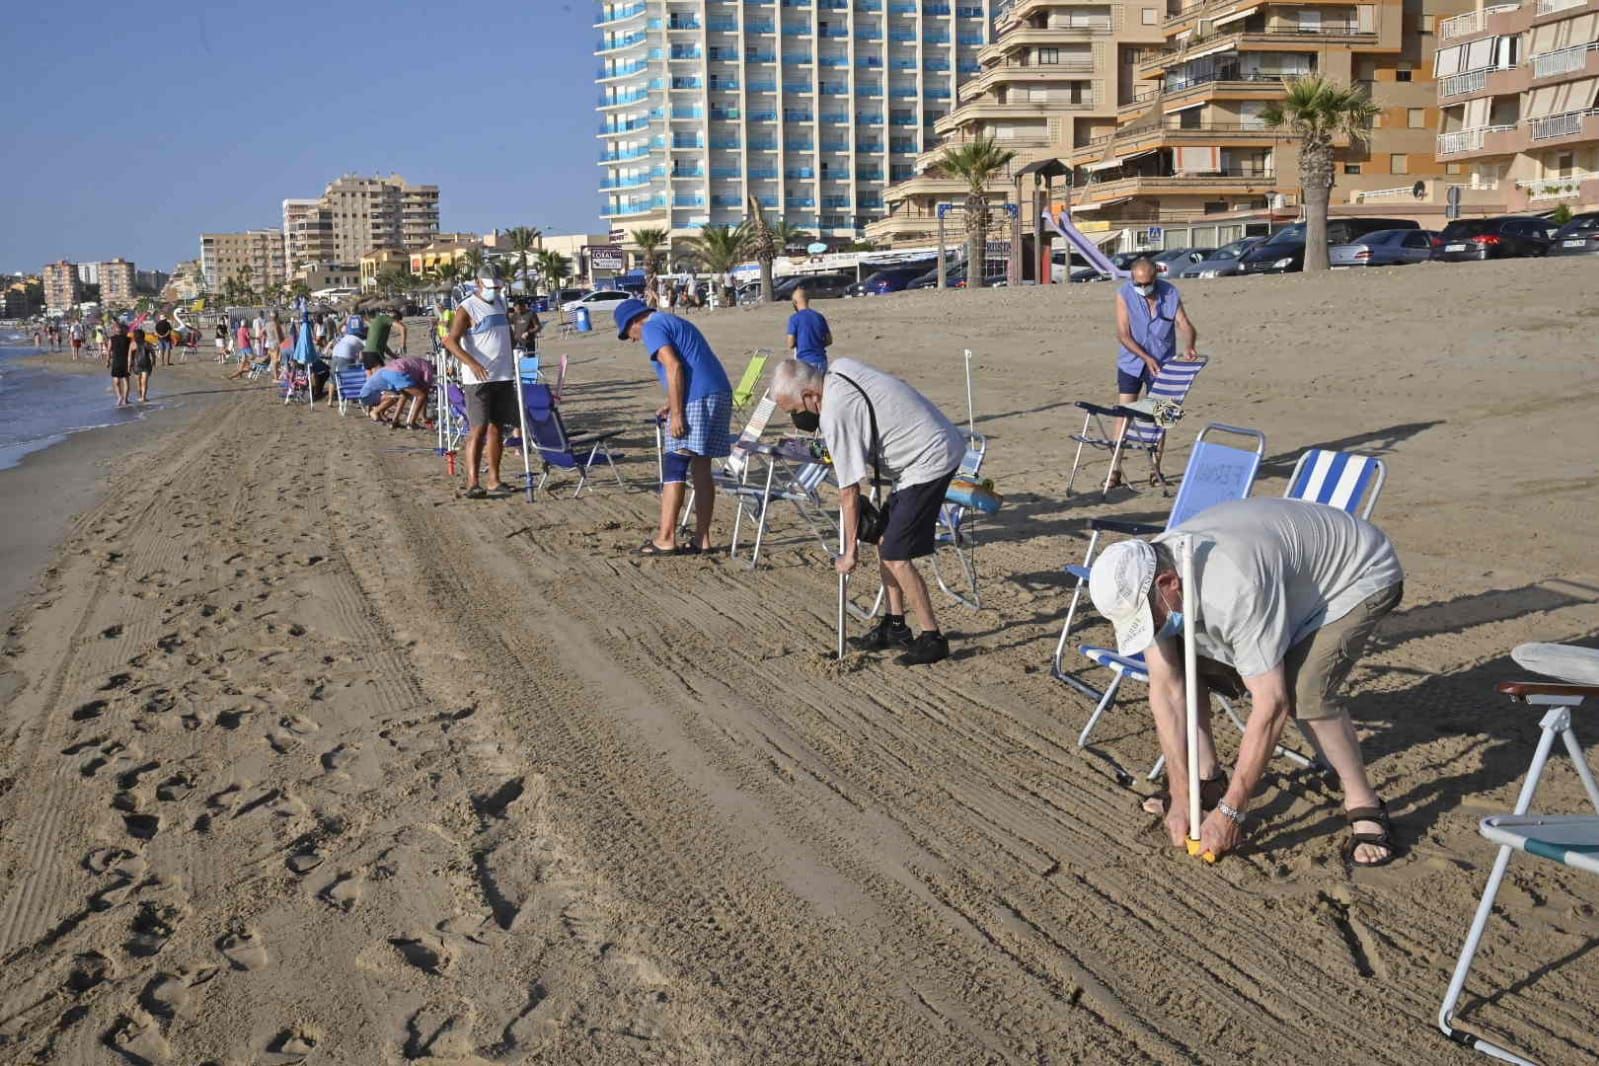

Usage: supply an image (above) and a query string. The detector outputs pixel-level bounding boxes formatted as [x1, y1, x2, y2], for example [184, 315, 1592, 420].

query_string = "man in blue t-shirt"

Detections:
[785, 287, 832, 371]
[615, 298, 734, 556]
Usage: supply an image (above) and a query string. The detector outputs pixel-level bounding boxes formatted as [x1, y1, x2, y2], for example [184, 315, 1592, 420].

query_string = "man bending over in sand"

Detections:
[1088, 497, 1404, 867]
[1109, 257, 1198, 490]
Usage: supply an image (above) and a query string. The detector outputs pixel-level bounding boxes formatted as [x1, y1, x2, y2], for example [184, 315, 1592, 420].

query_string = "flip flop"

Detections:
[464, 485, 488, 500]
[636, 541, 680, 556]
[484, 484, 514, 499]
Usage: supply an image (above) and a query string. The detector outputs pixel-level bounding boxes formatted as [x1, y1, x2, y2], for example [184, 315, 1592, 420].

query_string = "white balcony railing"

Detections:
[1530, 108, 1597, 140]
[1531, 41, 1599, 79]
[1535, 0, 1587, 15]
[1437, 123, 1518, 154]
[1439, 3, 1520, 39]
[1357, 185, 1422, 201]
[1516, 170, 1597, 198]
[1441, 70, 1489, 96]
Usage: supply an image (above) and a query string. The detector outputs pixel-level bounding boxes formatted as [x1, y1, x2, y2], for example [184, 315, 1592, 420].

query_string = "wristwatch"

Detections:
[1216, 800, 1248, 827]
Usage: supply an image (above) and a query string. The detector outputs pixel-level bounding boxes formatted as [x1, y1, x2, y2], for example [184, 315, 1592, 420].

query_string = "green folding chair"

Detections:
[731, 349, 772, 412]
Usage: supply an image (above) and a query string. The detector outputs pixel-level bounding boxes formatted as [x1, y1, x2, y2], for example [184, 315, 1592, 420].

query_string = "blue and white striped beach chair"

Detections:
[1285, 447, 1386, 519]
[1439, 643, 1599, 1065]
[1065, 357, 1209, 498]
[331, 367, 368, 416]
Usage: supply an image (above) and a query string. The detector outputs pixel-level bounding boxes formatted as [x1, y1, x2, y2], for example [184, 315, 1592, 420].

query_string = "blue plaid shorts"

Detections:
[664, 391, 733, 460]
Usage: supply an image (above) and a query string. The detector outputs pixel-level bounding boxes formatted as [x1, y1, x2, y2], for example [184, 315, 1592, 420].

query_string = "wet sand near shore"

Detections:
[0, 258, 1597, 1063]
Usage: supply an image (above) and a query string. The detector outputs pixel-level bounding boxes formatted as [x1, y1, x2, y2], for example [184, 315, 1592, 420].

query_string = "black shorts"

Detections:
[110, 358, 129, 379]
[877, 470, 956, 562]
[360, 351, 387, 371]
[464, 381, 519, 429]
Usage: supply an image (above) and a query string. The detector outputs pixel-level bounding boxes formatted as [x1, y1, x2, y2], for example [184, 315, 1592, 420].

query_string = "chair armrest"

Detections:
[1498, 681, 1599, 701]
[1088, 518, 1162, 536]
[1075, 401, 1153, 421]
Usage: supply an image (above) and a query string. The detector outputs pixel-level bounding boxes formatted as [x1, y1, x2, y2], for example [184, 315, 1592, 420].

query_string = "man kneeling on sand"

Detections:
[772, 357, 965, 666]
[1087, 497, 1404, 866]
[360, 355, 435, 429]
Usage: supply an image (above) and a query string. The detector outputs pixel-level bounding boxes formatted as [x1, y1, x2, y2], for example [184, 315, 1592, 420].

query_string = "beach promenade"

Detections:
[1, 258, 1597, 1062]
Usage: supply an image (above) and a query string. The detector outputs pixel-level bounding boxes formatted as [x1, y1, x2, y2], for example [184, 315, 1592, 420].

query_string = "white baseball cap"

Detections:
[1088, 540, 1159, 657]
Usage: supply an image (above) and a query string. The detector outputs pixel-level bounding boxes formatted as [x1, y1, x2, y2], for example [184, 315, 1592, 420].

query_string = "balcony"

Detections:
[1068, 121, 1285, 164]
[1436, 123, 1519, 157]
[1140, 25, 1375, 77]
[934, 94, 1100, 135]
[597, 61, 651, 82]
[957, 59, 1099, 102]
[1439, 70, 1489, 97]
[1531, 41, 1599, 81]
[1071, 170, 1281, 208]
[1439, 3, 1520, 40]
[596, 3, 647, 27]
[596, 32, 648, 55]
[1535, 0, 1590, 13]
[1530, 107, 1599, 142]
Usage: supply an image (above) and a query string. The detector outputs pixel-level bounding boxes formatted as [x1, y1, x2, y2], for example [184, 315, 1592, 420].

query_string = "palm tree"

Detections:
[773, 219, 813, 254]
[631, 227, 669, 306]
[684, 223, 750, 306]
[744, 199, 779, 303]
[461, 247, 487, 280]
[505, 226, 543, 296]
[1262, 75, 1379, 272]
[534, 250, 572, 300]
[937, 135, 1017, 289]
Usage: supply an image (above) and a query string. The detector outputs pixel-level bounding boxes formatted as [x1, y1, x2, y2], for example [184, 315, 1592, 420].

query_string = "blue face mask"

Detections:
[1154, 609, 1183, 642]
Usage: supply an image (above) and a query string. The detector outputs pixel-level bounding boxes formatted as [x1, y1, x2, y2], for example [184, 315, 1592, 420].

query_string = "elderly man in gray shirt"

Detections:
[1089, 497, 1404, 866]
[772, 357, 966, 665]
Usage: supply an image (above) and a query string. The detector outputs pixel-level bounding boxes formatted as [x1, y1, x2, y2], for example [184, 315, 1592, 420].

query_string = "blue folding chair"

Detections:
[1285, 448, 1386, 519]
[1065, 357, 1209, 498]
[331, 367, 368, 416]
[931, 432, 988, 610]
[516, 382, 626, 498]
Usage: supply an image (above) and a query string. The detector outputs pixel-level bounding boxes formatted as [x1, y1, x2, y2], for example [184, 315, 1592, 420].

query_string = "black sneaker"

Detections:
[897, 631, 950, 666]
[854, 617, 913, 651]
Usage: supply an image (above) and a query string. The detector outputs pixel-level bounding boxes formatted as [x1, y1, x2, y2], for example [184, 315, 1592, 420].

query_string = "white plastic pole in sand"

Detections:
[963, 348, 976, 437]
[1180, 534, 1212, 862]
[836, 517, 848, 661]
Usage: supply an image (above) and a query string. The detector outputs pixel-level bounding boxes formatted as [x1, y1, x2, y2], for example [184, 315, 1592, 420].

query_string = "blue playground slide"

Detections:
[1042, 206, 1127, 280]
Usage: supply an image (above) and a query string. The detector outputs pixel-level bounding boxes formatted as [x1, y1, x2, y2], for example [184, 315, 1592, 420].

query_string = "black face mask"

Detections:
[790, 409, 820, 433]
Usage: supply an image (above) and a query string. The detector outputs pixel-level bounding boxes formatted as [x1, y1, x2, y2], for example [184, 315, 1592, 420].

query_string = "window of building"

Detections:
[1142, 7, 1158, 23]
[1038, 47, 1059, 64]
[1408, 108, 1426, 128]
[1396, 68, 1412, 82]
[1421, 14, 1436, 32]
[1445, 162, 1464, 175]
[1391, 153, 1409, 174]
[1345, 163, 1362, 175]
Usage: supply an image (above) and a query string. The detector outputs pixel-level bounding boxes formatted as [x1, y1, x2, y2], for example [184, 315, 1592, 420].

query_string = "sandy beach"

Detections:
[1, 258, 1597, 1064]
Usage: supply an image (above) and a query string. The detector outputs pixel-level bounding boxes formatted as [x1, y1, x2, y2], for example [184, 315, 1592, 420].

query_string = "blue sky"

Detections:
[1, 1, 602, 274]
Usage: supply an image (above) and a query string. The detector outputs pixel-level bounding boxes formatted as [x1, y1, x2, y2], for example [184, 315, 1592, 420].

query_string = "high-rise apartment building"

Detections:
[1434, 0, 1599, 213]
[595, 0, 996, 240]
[43, 260, 80, 312]
[202, 229, 288, 292]
[76, 262, 100, 285]
[869, 0, 1168, 245]
[100, 258, 137, 307]
[1055, 0, 1470, 236]
[281, 175, 439, 274]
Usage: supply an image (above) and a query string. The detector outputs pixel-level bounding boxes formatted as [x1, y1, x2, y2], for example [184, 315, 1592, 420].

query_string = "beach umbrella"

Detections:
[289, 299, 317, 404]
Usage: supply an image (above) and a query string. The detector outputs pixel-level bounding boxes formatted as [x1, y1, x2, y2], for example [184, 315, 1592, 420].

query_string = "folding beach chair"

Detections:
[1285, 447, 1386, 519]
[929, 432, 988, 610]
[1439, 643, 1599, 1065]
[671, 392, 780, 532]
[551, 354, 569, 405]
[518, 382, 626, 498]
[280, 365, 311, 405]
[331, 367, 368, 416]
[1065, 357, 1209, 498]
[730, 349, 772, 413]
[727, 450, 837, 569]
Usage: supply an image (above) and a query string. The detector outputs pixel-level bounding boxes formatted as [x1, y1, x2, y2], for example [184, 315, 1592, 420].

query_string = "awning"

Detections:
[1085, 156, 1124, 172]
[1186, 41, 1238, 61]
[1212, 5, 1259, 28]
[1092, 227, 1126, 247]
[1166, 100, 1206, 115]
[1072, 197, 1133, 213]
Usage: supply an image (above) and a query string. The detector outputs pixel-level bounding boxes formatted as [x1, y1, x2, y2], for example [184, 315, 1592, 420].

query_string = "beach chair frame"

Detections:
[1065, 357, 1209, 499]
[731, 349, 772, 413]
[928, 432, 988, 611]
[331, 367, 368, 416]
[518, 382, 626, 499]
[1438, 670, 1599, 1065]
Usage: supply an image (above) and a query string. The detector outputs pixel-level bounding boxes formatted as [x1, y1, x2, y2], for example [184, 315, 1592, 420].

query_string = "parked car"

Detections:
[1329, 229, 1441, 267]
[560, 289, 633, 316]
[775, 272, 853, 299]
[1436, 216, 1557, 261]
[1152, 247, 1215, 274]
[845, 264, 935, 297]
[1239, 217, 1421, 274]
[1545, 211, 1599, 257]
[1177, 236, 1266, 278]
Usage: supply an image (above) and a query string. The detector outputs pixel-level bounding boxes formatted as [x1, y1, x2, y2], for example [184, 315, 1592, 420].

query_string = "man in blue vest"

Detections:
[1109, 257, 1199, 490]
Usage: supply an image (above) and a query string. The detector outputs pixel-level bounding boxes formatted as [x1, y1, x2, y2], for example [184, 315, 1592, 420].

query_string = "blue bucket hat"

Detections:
[613, 297, 650, 340]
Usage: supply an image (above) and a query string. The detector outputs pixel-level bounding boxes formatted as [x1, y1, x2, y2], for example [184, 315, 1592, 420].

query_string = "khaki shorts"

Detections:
[1199, 582, 1403, 721]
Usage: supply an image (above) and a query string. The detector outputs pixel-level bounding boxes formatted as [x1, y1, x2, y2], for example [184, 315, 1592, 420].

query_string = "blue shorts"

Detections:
[1117, 365, 1154, 395]
[661, 392, 734, 484]
[360, 368, 415, 405]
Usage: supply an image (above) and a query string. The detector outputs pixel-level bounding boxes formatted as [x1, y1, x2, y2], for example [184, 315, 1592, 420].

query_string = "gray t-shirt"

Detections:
[1154, 498, 1403, 678]
[821, 358, 965, 491]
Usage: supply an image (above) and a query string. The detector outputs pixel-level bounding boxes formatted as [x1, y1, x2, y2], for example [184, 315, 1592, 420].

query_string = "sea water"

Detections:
[0, 335, 153, 471]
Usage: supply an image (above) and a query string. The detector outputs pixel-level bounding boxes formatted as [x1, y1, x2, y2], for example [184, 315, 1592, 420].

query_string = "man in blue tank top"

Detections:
[1109, 257, 1199, 490]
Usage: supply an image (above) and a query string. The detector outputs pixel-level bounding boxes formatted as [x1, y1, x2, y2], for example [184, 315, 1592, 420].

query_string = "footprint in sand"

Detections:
[125, 901, 183, 959]
[139, 967, 218, 1021]
[286, 849, 324, 875]
[318, 872, 364, 912]
[66, 950, 115, 994]
[72, 699, 108, 722]
[104, 1010, 171, 1063]
[319, 744, 357, 773]
[389, 934, 452, 976]
[265, 1026, 319, 1063]
[122, 813, 161, 842]
[155, 774, 194, 802]
[217, 929, 269, 971]
[279, 714, 319, 735]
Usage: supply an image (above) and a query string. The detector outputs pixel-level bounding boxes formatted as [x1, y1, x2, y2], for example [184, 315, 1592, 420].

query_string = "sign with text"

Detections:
[588, 245, 626, 272]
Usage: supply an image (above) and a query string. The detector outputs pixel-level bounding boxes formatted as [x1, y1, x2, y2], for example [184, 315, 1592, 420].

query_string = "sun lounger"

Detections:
[1065, 357, 1209, 498]
[1438, 643, 1599, 1065]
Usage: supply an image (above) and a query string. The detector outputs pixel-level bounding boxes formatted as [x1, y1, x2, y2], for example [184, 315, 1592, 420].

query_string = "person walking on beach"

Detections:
[215, 320, 229, 362]
[785, 288, 832, 372]
[154, 314, 174, 366]
[1107, 257, 1199, 490]
[131, 326, 155, 402]
[443, 266, 518, 500]
[1087, 498, 1404, 867]
[69, 321, 85, 361]
[363, 307, 407, 370]
[615, 298, 734, 556]
[106, 323, 133, 406]
[772, 357, 965, 666]
[264, 311, 286, 377]
[510, 298, 542, 361]
[226, 320, 256, 379]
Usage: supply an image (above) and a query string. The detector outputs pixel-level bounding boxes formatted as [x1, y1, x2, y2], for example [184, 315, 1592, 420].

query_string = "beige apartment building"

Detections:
[201, 229, 286, 294]
[1053, 0, 1475, 244]
[282, 175, 440, 275]
[868, 0, 1168, 246]
[100, 258, 137, 307]
[42, 260, 81, 312]
[1433, 0, 1599, 213]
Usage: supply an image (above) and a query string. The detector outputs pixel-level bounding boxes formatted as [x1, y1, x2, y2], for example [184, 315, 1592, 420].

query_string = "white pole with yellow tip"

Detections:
[1180, 534, 1217, 863]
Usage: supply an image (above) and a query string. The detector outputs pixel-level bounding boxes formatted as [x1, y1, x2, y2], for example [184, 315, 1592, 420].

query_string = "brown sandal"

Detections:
[1344, 799, 1399, 868]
